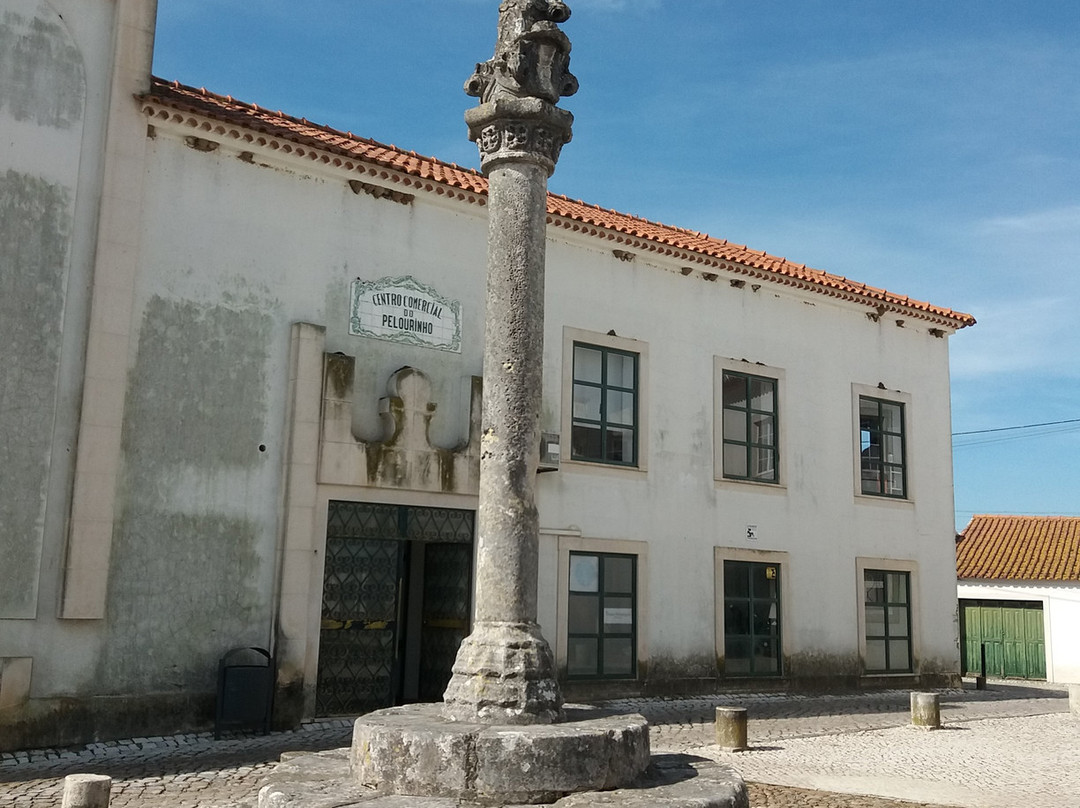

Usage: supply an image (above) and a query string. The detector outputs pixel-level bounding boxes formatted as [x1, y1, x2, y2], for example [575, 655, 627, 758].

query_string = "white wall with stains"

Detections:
[0, 0, 964, 749]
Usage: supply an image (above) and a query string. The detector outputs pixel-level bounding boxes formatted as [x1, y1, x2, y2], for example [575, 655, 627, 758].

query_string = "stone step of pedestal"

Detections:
[260, 749, 747, 808]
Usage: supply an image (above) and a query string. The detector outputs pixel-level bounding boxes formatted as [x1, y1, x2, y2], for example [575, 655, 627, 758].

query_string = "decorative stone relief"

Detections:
[463, 0, 576, 174]
[464, 0, 578, 106]
[318, 354, 481, 495]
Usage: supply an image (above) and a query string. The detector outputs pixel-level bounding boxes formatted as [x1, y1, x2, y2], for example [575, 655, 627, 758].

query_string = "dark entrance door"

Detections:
[723, 560, 782, 676]
[316, 502, 474, 716]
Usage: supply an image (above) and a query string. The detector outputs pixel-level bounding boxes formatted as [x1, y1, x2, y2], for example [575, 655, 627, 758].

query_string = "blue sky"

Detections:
[152, 1, 1080, 530]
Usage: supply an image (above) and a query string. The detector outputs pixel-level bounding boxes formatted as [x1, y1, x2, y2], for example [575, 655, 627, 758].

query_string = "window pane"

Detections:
[568, 593, 598, 634]
[569, 555, 599, 592]
[865, 605, 885, 636]
[750, 377, 775, 412]
[602, 638, 634, 676]
[751, 564, 779, 599]
[574, 346, 602, 383]
[865, 639, 887, 670]
[860, 397, 879, 419]
[725, 601, 750, 635]
[724, 443, 748, 477]
[723, 409, 747, 442]
[888, 605, 909, 638]
[862, 434, 882, 460]
[724, 637, 751, 673]
[606, 390, 635, 426]
[753, 637, 779, 673]
[605, 427, 634, 463]
[887, 573, 908, 604]
[881, 402, 903, 433]
[884, 466, 905, 497]
[567, 638, 597, 676]
[573, 384, 601, 421]
[723, 374, 748, 408]
[724, 562, 749, 598]
[753, 600, 779, 635]
[750, 414, 774, 445]
[606, 352, 635, 388]
[571, 423, 601, 460]
[604, 556, 633, 594]
[603, 597, 633, 634]
[861, 462, 882, 494]
[864, 573, 885, 604]
[888, 639, 910, 670]
[884, 435, 903, 463]
[750, 447, 776, 480]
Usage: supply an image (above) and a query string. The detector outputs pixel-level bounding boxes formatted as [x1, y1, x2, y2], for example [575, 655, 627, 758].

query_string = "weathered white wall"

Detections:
[1, 1, 964, 745]
[957, 581, 1080, 684]
[534, 232, 960, 682]
[0, 0, 91, 618]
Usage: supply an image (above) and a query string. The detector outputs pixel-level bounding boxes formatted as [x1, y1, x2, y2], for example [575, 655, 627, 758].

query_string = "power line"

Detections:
[952, 417, 1080, 437]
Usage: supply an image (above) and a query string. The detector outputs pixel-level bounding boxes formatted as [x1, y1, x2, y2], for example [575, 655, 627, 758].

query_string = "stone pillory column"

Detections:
[442, 0, 578, 725]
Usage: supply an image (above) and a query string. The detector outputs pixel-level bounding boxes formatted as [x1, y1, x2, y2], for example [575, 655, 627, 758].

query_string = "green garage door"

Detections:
[960, 599, 1046, 680]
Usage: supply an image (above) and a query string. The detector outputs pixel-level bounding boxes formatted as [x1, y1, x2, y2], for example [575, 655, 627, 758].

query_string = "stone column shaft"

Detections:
[473, 161, 549, 625]
[442, 0, 576, 726]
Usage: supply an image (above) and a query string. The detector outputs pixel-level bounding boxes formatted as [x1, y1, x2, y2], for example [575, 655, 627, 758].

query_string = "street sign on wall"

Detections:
[350, 276, 462, 352]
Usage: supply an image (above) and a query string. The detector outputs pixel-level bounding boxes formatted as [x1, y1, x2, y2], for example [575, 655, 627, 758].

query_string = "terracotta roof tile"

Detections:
[956, 515, 1080, 581]
[142, 79, 975, 330]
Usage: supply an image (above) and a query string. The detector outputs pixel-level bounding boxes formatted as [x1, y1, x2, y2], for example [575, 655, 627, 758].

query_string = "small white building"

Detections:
[0, 0, 975, 750]
[957, 515, 1080, 684]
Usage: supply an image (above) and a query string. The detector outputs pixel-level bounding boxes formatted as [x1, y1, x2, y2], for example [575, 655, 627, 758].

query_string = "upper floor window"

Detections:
[571, 343, 637, 466]
[722, 372, 778, 483]
[859, 396, 905, 497]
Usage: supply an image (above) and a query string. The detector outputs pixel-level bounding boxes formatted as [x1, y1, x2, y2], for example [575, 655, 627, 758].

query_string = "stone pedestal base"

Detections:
[348, 703, 647, 804]
[442, 622, 563, 725]
[260, 744, 747, 808]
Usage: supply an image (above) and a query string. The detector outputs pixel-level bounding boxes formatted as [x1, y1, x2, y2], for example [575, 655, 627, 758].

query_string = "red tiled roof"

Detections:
[956, 515, 1080, 581]
[142, 79, 975, 330]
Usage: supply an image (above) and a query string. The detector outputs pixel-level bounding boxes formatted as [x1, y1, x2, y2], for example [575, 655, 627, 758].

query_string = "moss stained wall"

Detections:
[0, 173, 70, 617]
[100, 297, 273, 691]
[0, 2, 86, 619]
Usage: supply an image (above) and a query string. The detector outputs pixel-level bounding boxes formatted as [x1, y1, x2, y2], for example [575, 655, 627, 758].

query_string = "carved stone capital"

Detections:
[465, 96, 573, 175]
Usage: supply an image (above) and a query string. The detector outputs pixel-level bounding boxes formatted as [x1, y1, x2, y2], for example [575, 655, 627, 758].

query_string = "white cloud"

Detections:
[950, 296, 1079, 381]
[976, 205, 1080, 237]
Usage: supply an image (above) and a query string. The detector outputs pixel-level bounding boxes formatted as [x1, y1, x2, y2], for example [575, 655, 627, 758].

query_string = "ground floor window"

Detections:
[723, 560, 782, 675]
[566, 552, 637, 678]
[863, 570, 912, 672]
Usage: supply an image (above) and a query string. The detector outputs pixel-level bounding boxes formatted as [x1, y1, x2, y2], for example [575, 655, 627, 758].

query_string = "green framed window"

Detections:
[571, 343, 637, 466]
[722, 372, 778, 483]
[566, 552, 637, 679]
[864, 570, 912, 672]
[859, 396, 906, 497]
[723, 560, 782, 676]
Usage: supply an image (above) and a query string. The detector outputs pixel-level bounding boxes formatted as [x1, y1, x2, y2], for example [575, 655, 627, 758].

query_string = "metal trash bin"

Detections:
[215, 646, 273, 739]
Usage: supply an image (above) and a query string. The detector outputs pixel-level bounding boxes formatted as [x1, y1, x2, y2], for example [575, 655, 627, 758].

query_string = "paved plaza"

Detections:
[1, 682, 1074, 807]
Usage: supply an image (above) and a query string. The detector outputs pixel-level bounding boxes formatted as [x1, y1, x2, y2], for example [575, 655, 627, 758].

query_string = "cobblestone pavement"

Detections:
[0, 682, 1072, 808]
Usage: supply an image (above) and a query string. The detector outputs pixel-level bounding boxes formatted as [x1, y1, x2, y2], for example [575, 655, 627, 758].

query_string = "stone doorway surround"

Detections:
[272, 323, 481, 725]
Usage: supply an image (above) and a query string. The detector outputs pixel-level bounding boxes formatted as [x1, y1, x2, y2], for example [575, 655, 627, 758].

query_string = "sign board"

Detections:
[350, 276, 462, 352]
[604, 607, 633, 625]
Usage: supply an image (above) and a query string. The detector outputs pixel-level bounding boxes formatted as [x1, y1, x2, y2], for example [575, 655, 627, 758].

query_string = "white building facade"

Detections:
[0, 0, 974, 750]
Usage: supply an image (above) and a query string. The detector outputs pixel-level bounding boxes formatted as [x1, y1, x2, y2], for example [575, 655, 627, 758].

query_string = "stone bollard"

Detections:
[910, 692, 941, 729]
[61, 774, 112, 808]
[715, 706, 748, 751]
[1069, 684, 1080, 716]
